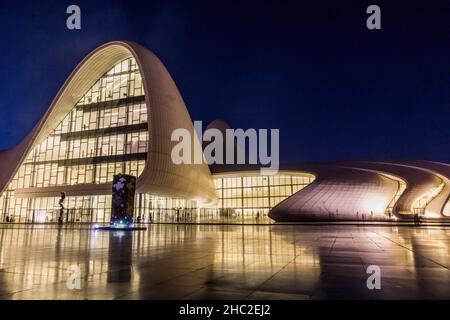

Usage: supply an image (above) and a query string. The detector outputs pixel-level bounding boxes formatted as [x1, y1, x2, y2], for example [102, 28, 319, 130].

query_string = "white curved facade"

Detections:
[268, 161, 450, 221]
[0, 41, 217, 223]
[0, 41, 448, 224]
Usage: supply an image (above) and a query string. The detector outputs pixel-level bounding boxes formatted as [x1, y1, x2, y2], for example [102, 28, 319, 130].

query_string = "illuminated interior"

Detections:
[0, 41, 448, 224]
[412, 181, 445, 216]
[0, 59, 318, 226]
[0, 58, 150, 222]
[21, 58, 147, 186]
[213, 171, 315, 220]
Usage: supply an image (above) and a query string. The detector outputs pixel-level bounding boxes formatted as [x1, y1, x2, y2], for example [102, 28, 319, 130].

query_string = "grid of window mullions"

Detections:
[216, 175, 313, 211]
[0, 58, 152, 222]
[15, 133, 148, 188]
[12, 57, 148, 189]
[78, 59, 143, 105]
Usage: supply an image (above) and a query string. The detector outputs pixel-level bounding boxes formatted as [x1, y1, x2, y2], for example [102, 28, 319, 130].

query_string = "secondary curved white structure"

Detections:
[268, 161, 450, 221]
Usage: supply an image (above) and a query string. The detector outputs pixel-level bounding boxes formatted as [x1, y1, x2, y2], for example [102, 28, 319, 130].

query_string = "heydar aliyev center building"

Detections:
[0, 41, 449, 223]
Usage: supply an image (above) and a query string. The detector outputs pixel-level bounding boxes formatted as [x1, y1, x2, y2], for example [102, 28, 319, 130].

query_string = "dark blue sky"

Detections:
[0, 0, 449, 164]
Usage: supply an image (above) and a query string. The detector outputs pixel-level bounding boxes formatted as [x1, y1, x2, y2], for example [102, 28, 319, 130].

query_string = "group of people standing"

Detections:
[4, 215, 15, 223]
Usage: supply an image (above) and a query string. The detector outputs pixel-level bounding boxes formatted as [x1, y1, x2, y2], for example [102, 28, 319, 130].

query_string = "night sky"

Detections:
[0, 0, 449, 164]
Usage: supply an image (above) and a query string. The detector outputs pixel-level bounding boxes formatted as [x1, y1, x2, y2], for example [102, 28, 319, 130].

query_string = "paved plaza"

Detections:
[0, 223, 450, 299]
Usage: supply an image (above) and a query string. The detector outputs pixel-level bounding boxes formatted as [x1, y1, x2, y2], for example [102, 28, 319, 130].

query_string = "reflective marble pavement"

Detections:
[1, 224, 450, 299]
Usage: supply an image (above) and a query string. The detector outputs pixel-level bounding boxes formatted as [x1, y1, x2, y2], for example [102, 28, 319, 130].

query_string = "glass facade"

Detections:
[0, 58, 318, 224]
[19, 58, 148, 188]
[0, 193, 200, 224]
[413, 181, 445, 215]
[0, 58, 152, 223]
[379, 173, 445, 218]
[213, 172, 315, 222]
[0, 49, 443, 224]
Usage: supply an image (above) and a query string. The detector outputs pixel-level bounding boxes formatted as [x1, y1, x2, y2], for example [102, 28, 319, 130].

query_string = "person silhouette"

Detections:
[58, 192, 66, 224]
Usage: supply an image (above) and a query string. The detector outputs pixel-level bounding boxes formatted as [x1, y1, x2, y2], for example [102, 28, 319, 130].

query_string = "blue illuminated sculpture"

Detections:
[94, 174, 146, 231]
[111, 174, 136, 228]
